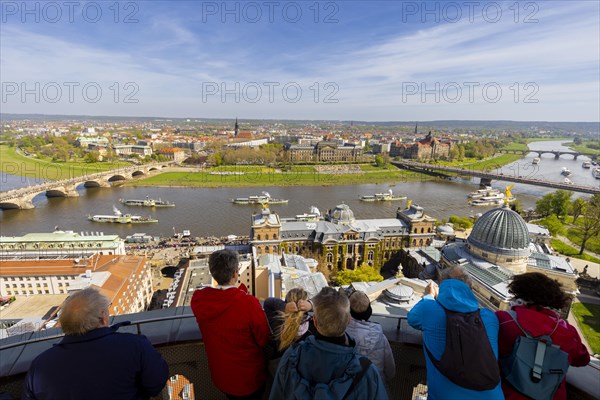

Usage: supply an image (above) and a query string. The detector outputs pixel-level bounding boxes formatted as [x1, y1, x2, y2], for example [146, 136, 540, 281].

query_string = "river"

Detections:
[1, 140, 597, 237]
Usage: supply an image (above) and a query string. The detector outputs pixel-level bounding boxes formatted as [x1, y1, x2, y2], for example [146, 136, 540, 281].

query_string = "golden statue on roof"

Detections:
[407, 199, 412, 209]
[504, 185, 514, 205]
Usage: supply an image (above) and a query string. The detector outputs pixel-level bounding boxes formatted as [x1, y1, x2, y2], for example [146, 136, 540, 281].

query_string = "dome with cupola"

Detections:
[327, 204, 355, 225]
[466, 204, 530, 272]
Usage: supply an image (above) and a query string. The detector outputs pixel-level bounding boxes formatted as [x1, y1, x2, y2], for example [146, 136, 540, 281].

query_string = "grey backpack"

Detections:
[500, 311, 570, 400]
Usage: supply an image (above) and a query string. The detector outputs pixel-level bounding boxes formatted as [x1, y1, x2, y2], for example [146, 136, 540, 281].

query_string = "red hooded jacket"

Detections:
[496, 306, 590, 400]
[191, 287, 271, 396]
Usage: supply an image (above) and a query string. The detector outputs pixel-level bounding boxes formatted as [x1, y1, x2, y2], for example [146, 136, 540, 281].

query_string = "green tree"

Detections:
[334, 264, 383, 286]
[541, 214, 564, 236]
[550, 190, 572, 218]
[535, 193, 554, 217]
[374, 155, 385, 167]
[577, 195, 600, 255]
[83, 151, 99, 163]
[571, 197, 587, 223]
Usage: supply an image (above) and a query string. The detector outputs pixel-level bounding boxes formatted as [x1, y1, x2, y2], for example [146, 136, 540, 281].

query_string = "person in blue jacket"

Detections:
[23, 287, 169, 400]
[407, 267, 504, 400]
[270, 287, 388, 400]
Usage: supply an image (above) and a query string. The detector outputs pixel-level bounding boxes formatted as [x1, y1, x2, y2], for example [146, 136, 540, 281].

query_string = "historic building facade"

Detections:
[251, 203, 436, 271]
[286, 141, 363, 162]
[390, 132, 452, 160]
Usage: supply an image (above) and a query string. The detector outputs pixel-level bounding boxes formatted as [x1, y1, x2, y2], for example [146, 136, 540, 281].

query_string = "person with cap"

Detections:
[345, 289, 395, 385]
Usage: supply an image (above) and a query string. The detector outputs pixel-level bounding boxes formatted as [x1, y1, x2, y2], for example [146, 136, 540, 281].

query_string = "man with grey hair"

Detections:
[23, 287, 168, 400]
[191, 249, 271, 400]
[408, 266, 503, 399]
[270, 287, 388, 400]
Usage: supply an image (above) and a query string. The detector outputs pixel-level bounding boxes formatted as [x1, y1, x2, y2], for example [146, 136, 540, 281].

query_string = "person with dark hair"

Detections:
[345, 290, 395, 386]
[191, 250, 271, 400]
[23, 288, 168, 400]
[496, 272, 590, 400]
[270, 287, 388, 400]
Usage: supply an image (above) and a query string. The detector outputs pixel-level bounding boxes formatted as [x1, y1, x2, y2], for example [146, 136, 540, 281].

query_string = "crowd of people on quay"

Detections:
[21, 249, 590, 400]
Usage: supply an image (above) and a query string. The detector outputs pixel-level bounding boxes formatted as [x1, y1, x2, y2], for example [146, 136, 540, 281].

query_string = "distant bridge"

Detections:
[0, 163, 171, 210]
[392, 160, 600, 195]
[499, 149, 598, 160]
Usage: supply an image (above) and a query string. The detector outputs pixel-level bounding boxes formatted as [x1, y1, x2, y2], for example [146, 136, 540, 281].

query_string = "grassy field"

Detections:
[565, 141, 600, 156]
[551, 239, 600, 264]
[571, 302, 600, 354]
[128, 167, 432, 188]
[0, 145, 129, 180]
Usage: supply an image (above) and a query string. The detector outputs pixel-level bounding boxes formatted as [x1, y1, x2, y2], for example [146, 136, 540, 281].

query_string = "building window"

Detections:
[265, 246, 270, 253]
[367, 250, 374, 261]
[421, 228, 424, 233]
[327, 253, 333, 263]
[257, 234, 261, 240]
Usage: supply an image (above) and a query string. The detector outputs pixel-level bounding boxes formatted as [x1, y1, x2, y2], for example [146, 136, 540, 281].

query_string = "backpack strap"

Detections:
[342, 357, 372, 400]
[507, 309, 561, 382]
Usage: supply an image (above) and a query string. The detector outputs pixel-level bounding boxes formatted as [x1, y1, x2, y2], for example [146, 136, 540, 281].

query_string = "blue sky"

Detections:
[1, 1, 599, 121]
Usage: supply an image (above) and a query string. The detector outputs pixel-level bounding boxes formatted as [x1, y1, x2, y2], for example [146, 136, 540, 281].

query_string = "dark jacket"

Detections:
[22, 323, 168, 400]
[407, 279, 504, 400]
[497, 305, 590, 400]
[269, 335, 388, 400]
[191, 287, 271, 396]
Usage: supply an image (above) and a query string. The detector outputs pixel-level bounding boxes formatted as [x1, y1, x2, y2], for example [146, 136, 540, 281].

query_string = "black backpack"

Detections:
[424, 306, 500, 391]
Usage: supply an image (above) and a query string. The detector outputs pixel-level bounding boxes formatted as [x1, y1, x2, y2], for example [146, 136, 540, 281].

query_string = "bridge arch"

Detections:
[108, 175, 128, 182]
[0, 202, 21, 210]
[46, 189, 69, 197]
[84, 180, 103, 188]
[149, 167, 159, 172]
[131, 170, 145, 177]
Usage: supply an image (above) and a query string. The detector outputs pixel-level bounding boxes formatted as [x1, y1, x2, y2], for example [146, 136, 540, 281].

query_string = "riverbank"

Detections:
[128, 152, 525, 188]
[0, 145, 129, 180]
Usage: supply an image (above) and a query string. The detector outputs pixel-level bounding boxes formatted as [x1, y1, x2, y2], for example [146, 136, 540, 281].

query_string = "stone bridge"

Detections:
[499, 149, 598, 160]
[0, 163, 171, 210]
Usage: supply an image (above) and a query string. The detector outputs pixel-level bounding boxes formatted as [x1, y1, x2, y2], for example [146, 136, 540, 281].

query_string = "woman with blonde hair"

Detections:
[263, 288, 314, 376]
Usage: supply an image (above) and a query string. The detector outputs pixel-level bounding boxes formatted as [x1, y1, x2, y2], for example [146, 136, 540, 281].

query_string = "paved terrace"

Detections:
[0, 163, 171, 210]
[392, 160, 600, 195]
[0, 307, 598, 399]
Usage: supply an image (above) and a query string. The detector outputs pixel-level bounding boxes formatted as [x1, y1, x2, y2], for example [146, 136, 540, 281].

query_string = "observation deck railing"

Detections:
[1, 307, 598, 400]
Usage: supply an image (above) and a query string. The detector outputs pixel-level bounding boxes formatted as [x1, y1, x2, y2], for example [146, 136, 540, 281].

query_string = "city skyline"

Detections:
[1, 1, 599, 121]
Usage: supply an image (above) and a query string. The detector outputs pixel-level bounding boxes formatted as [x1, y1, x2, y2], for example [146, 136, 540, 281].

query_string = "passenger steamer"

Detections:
[88, 206, 158, 224]
[232, 192, 288, 205]
[120, 196, 175, 207]
[360, 189, 407, 202]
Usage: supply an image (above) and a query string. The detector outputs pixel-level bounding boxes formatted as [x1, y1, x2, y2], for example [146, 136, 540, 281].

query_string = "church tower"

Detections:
[234, 118, 239, 137]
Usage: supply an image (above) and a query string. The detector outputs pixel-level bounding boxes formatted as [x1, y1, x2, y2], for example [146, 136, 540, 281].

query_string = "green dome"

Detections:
[467, 205, 530, 257]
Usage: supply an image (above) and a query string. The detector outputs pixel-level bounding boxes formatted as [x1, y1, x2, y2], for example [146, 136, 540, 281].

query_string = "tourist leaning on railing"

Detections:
[22, 287, 168, 400]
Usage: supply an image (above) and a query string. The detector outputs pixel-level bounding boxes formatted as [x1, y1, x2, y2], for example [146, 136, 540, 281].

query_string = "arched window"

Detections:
[257, 234, 261, 240]
[419, 239, 424, 246]
[412, 239, 417, 246]
[265, 245, 270, 253]
[413, 228, 418, 233]
[273, 234, 277, 240]
[367, 250, 374, 261]
[428, 227, 432, 233]
[421, 228, 424, 233]
[327, 253, 333, 263]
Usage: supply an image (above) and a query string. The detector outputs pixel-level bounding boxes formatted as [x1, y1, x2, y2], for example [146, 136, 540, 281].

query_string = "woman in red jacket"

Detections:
[496, 272, 590, 400]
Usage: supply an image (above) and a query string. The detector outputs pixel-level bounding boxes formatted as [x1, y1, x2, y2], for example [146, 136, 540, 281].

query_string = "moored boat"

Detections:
[88, 206, 158, 224]
[232, 191, 288, 205]
[582, 161, 592, 169]
[561, 167, 572, 177]
[592, 167, 600, 179]
[120, 196, 175, 207]
[360, 189, 406, 202]
[467, 186, 501, 199]
[532, 157, 541, 165]
[564, 178, 574, 184]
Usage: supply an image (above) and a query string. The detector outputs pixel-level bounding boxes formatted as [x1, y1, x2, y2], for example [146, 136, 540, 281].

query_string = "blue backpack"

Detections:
[500, 311, 570, 400]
